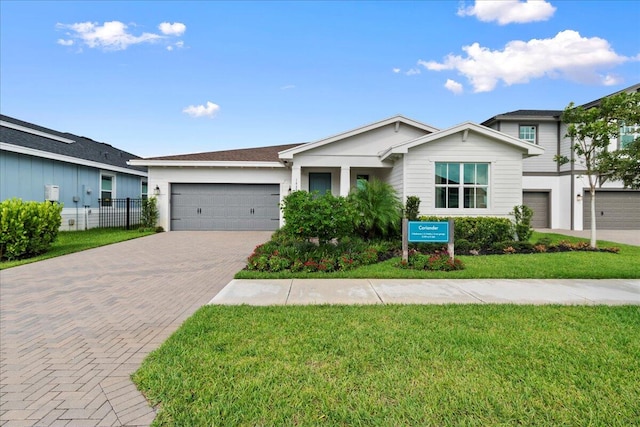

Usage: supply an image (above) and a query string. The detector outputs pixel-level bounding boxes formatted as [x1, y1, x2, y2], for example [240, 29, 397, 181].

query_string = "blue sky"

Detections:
[1, 0, 638, 157]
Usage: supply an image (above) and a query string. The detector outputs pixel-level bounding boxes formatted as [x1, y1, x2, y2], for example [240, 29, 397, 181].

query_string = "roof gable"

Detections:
[0, 115, 146, 173]
[380, 122, 545, 160]
[278, 115, 439, 160]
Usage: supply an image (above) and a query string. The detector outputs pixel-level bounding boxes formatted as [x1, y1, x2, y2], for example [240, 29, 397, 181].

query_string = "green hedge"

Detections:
[0, 199, 63, 260]
[418, 216, 514, 247]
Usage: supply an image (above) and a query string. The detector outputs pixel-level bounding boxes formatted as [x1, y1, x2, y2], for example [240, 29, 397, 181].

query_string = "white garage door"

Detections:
[523, 191, 550, 228]
[171, 183, 280, 231]
[583, 190, 640, 230]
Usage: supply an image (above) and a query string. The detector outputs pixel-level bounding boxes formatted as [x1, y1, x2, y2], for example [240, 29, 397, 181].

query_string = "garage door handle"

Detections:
[250, 208, 255, 214]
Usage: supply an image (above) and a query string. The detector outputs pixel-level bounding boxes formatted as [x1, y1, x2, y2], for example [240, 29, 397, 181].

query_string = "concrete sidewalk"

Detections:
[210, 278, 640, 306]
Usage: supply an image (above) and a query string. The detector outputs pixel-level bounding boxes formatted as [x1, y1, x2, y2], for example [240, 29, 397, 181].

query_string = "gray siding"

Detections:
[498, 122, 558, 173]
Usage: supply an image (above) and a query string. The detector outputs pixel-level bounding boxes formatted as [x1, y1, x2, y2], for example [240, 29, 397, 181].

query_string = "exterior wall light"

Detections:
[153, 185, 161, 196]
[576, 194, 582, 202]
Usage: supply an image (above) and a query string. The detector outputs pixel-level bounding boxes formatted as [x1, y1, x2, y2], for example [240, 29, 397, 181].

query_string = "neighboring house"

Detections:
[130, 116, 544, 231]
[0, 115, 148, 230]
[482, 83, 640, 230]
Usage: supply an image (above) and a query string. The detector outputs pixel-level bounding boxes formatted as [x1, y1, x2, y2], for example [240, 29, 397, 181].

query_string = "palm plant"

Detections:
[349, 178, 402, 240]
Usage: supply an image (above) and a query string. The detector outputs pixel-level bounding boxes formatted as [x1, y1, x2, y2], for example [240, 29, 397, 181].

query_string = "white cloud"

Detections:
[601, 74, 623, 86]
[159, 22, 186, 36]
[392, 68, 401, 73]
[445, 79, 464, 94]
[56, 20, 186, 51]
[420, 30, 631, 92]
[183, 101, 220, 118]
[280, 85, 296, 90]
[405, 68, 421, 76]
[457, 0, 556, 25]
[167, 41, 185, 51]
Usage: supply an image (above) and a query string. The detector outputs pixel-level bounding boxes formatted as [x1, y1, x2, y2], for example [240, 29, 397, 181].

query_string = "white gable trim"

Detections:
[1, 142, 148, 177]
[379, 122, 545, 160]
[278, 115, 439, 160]
[1, 120, 75, 144]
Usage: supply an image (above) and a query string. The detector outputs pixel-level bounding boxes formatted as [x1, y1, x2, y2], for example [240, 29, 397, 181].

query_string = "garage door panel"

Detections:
[171, 183, 280, 231]
[523, 191, 550, 228]
[584, 191, 640, 230]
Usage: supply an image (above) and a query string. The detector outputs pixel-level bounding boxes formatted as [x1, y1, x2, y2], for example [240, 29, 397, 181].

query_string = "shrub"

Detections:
[419, 216, 513, 247]
[400, 250, 464, 271]
[405, 196, 421, 220]
[0, 199, 62, 260]
[489, 241, 535, 254]
[349, 178, 402, 240]
[511, 205, 534, 241]
[242, 236, 394, 273]
[141, 197, 159, 229]
[281, 191, 353, 244]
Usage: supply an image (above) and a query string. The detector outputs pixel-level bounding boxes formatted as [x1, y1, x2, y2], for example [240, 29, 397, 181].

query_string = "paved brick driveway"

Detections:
[0, 231, 271, 426]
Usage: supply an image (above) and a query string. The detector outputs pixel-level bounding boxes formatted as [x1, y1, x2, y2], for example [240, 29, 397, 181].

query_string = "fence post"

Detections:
[126, 198, 131, 230]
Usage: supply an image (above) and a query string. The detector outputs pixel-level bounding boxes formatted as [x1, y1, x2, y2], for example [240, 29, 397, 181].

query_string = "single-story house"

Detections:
[129, 116, 544, 231]
[0, 115, 148, 230]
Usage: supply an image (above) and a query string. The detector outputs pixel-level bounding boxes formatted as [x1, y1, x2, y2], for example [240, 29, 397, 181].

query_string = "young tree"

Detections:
[557, 91, 640, 247]
[599, 137, 640, 189]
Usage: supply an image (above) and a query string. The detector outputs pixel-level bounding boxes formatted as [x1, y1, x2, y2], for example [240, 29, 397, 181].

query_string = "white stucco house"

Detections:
[129, 116, 544, 231]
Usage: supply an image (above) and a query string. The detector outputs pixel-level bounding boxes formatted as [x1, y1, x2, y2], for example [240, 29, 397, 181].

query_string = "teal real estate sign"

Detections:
[408, 221, 450, 243]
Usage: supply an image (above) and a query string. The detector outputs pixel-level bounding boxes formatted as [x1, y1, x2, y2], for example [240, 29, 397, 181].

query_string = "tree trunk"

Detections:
[590, 186, 597, 248]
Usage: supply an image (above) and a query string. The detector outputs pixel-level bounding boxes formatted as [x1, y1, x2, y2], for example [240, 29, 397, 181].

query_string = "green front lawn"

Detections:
[133, 305, 640, 426]
[0, 228, 156, 269]
[236, 232, 640, 279]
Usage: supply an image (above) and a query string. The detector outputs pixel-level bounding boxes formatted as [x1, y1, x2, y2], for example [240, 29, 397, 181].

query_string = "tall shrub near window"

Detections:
[511, 205, 533, 242]
[141, 197, 159, 229]
[405, 196, 421, 220]
[348, 178, 402, 240]
[281, 191, 353, 244]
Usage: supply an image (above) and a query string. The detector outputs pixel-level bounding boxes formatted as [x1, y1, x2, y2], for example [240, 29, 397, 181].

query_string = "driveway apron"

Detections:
[0, 231, 270, 427]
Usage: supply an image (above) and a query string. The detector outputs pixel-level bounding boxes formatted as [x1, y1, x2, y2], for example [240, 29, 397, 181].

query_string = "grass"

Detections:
[0, 227, 156, 269]
[235, 232, 640, 279]
[133, 304, 640, 426]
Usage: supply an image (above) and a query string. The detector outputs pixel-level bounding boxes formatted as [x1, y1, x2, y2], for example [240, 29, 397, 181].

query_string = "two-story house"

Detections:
[0, 115, 148, 230]
[482, 83, 640, 230]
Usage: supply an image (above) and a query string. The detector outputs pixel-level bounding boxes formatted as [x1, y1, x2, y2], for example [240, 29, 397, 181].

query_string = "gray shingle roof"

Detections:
[145, 143, 304, 162]
[481, 109, 562, 126]
[0, 115, 147, 173]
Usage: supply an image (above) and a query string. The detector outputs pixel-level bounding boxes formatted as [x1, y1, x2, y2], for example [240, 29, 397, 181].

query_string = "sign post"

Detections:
[403, 219, 455, 262]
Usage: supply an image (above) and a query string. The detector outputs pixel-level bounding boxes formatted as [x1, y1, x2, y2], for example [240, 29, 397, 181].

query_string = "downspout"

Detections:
[559, 120, 575, 230]
[76, 165, 79, 231]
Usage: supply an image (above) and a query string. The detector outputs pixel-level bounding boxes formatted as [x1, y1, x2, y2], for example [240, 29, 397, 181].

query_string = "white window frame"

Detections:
[435, 162, 489, 209]
[100, 173, 116, 207]
[519, 124, 537, 144]
[619, 124, 638, 149]
[141, 179, 148, 200]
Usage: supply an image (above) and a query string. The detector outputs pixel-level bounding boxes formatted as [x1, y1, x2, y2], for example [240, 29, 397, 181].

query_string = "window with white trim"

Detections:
[519, 125, 537, 144]
[141, 180, 148, 200]
[436, 163, 488, 209]
[619, 124, 638, 149]
[101, 174, 114, 207]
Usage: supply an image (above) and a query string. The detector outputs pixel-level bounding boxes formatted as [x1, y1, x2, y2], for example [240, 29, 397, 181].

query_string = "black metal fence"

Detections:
[98, 198, 142, 229]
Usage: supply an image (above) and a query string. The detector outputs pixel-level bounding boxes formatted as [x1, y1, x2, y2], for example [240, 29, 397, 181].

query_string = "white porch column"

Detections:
[340, 166, 351, 196]
[291, 166, 302, 191]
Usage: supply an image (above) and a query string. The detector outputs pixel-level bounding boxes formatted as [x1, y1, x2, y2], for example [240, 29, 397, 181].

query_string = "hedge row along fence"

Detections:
[0, 199, 62, 260]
